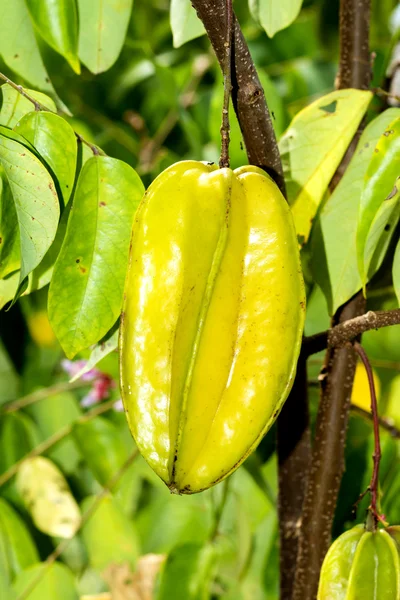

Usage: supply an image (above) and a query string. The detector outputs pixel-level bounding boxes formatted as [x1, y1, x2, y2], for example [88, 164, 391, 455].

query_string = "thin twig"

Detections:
[350, 404, 400, 439]
[0, 399, 116, 487]
[1, 380, 89, 414]
[219, 0, 233, 168]
[304, 309, 400, 356]
[352, 342, 382, 530]
[0, 72, 104, 156]
[210, 479, 230, 541]
[16, 450, 139, 600]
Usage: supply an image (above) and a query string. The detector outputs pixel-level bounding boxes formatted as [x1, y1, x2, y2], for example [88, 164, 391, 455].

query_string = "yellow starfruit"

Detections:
[120, 161, 305, 494]
[318, 524, 400, 599]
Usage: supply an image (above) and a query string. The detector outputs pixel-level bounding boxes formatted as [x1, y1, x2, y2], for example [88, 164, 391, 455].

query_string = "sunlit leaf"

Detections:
[311, 108, 400, 314]
[25, 0, 80, 73]
[170, 0, 205, 48]
[357, 116, 400, 287]
[14, 112, 78, 206]
[394, 237, 400, 306]
[0, 0, 58, 97]
[0, 84, 56, 129]
[0, 131, 60, 285]
[77, 0, 133, 74]
[250, 0, 304, 37]
[48, 156, 144, 358]
[0, 498, 39, 583]
[15, 456, 81, 538]
[157, 543, 215, 600]
[13, 562, 78, 600]
[81, 494, 140, 570]
[279, 89, 372, 244]
[0, 169, 19, 279]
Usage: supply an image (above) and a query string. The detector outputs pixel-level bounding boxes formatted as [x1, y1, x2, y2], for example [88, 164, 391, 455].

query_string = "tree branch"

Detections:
[351, 404, 400, 440]
[190, 0, 285, 192]
[292, 0, 371, 595]
[304, 309, 400, 355]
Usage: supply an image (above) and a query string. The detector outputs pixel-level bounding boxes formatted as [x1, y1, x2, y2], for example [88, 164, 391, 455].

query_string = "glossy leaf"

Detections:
[0, 498, 39, 583]
[0, 0, 56, 97]
[311, 108, 400, 314]
[26, 0, 80, 73]
[13, 563, 78, 600]
[48, 156, 144, 358]
[73, 417, 128, 486]
[170, 0, 205, 48]
[279, 89, 372, 244]
[394, 237, 400, 306]
[0, 168, 19, 279]
[0, 131, 60, 285]
[250, 0, 304, 38]
[357, 116, 400, 287]
[27, 391, 82, 474]
[78, 0, 134, 74]
[15, 457, 81, 539]
[81, 495, 140, 570]
[157, 543, 215, 600]
[0, 84, 56, 128]
[14, 112, 77, 206]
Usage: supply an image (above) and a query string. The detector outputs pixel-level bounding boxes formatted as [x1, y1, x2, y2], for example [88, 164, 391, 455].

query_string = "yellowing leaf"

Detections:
[15, 457, 81, 539]
[279, 89, 372, 244]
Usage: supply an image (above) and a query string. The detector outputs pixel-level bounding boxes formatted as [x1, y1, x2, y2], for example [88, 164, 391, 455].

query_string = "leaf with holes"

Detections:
[170, 0, 205, 48]
[0, 130, 60, 286]
[356, 116, 400, 288]
[311, 108, 400, 315]
[0, 84, 56, 129]
[14, 112, 77, 206]
[279, 89, 372, 245]
[26, 0, 80, 73]
[48, 156, 144, 358]
[249, 0, 304, 37]
[78, 0, 134, 74]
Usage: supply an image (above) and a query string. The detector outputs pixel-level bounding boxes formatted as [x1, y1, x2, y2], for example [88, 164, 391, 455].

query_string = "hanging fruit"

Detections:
[318, 524, 400, 599]
[120, 160, 305, 494]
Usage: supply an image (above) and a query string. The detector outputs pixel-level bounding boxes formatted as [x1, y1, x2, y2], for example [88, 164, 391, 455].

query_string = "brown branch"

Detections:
[351, 404, 400, 439]
[304, 309, 400, 356]
[190, 0, 285, 192]
[219, 0, 233, 168]
[292, 0, 371, 595]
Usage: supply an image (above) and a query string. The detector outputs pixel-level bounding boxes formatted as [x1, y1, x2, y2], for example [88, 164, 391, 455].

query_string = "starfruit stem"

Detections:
[352, 341, 382, 531]
[219, 0, 233, 169]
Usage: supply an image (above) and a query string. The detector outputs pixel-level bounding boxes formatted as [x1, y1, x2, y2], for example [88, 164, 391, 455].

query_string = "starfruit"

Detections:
[120, 161, 305, 494]
[318, 524, 400, 599]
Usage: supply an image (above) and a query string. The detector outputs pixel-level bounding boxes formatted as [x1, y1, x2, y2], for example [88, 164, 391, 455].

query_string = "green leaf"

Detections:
[25, 0, 80, 74]
[311, 108, 400, 314]
[48, 156, 144, 358]
[0, 168, 19, 279]
[170, 0, 205, 48]
[13, 563, 78, 600]
[157, 543, 215, 600]
[27, 391, 82, 474]
[0, 84, 56, 129]
[14, 112, 77, 206]
[15, 456, 81, 539]
[394, 238, 400, 306]
[0, 498, 39, 583]
[73, 417, 128, 486]
[77, 0, 134, 74]
[250, 0, 304, 38]
[0, 131, 60, 285]
[0, 413, 41, 475]
[81, 494, 139, 570]
[279, 89, 372, 244]
[0, 0, 58, 97]
[0, 340, 19, 404]
[0, 272, 19, 310]
[356, 117, 400, 287]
